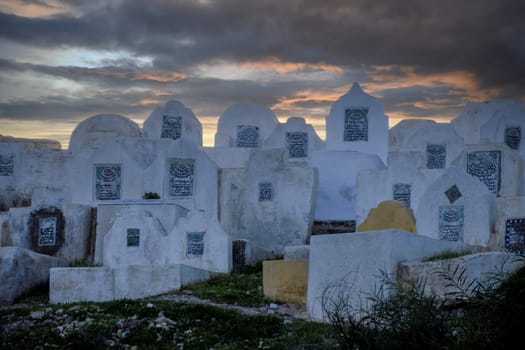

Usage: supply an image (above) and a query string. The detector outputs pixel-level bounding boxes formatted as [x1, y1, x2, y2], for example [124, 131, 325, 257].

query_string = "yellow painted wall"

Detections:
[263, 259, 308, 304]
[358, 200, 417, 233]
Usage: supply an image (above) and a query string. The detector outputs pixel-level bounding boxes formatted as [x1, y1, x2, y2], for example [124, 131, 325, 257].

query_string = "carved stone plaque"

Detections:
[393, 183, 411, 208]
[466, 150, 501, 194]
[344, 108, 368, 141]
[427, 144, 446, 169]
[505, 218, 525, 254]
[0, 154, 14, 176]
[439, 205, 464, 242]
[504, 126, 521, 150]
[95, 165, 121, 200]
[187, 232, 204, 256]
[127, 228, 140, 247]
[30, 207, 64, 256]
[38, 217, 57, 247]
[445, 184, 462, 204]
[236, 125, 260, 148]
[161, 115, 182, 140]
[169, 159, 194, 197]
[259, 182, 273, 201]
[286, 132, 308, 158]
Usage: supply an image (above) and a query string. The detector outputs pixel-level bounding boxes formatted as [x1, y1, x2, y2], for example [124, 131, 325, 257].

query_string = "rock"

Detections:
[30, 311, 45, 320]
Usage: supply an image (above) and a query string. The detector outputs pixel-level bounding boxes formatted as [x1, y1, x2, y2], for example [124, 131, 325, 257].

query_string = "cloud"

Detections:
[0, 0, 523, 144]
[0, 0, 522, 95]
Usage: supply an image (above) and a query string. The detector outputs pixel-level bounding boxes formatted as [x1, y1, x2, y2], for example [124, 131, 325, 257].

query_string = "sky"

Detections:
[0, 0, 524, 148]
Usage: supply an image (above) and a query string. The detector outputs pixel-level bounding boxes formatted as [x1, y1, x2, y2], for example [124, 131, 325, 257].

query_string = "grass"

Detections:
[1, 299, 337, 349]
[2, 261, 336, 349]
[179, 262, 274, 307]
[422, 249, 472, 262]
[6, 257, 524, 349]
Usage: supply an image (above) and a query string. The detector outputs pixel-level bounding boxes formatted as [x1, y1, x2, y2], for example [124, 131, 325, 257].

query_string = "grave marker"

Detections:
[505, 218, 525, 254]
[0, 154, 14, 176]
[286, 132, 308, 158]
[169, 159, 194, 197]
[445, 185, 462, 204]
[160, 115, 182, 140]
[504, 126, 521, 150]
[427, 144, 446, 169]
[186, 232, 205, 256]
[393, 184, 411, 208]
[126, 228, 140, 247]
[466, 150, 501, 194]
[38, 217, 57, 247]
[236, 125, 260, 148]
[29, 207, 65, 256]
[95, 164, 121, 200]
[344, 108, 368, 141]
[259, 182, 273, 201]
[439, 205, 464, 242]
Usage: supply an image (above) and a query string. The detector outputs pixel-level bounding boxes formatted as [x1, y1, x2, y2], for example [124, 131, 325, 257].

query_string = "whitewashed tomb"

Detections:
[325, 83, 388, 164]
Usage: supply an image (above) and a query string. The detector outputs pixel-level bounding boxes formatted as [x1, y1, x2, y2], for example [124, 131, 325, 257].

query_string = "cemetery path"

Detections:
[151, 292, 314, 321]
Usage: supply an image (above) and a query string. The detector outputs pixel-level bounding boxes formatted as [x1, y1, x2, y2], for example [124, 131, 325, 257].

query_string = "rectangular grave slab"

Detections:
[95, 164, 121, 200]
[466, 150, 501, 194]
[0, 154, 14, 176]
[344, 108, 368, 141]
[169, 159, 194, 197]
[286, 132, 308, 158]
[393, 183, 411, 208]
[439, 205, 464, 242]
[187, 232, 204, 256]
[505, 218, 525, 254]
[236, 125, 260, 148]
[427, 144, 446, 169]
[127, 228, 140, 247]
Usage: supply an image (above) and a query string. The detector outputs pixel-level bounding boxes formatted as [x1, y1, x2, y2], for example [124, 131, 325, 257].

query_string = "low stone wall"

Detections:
[397, 252, 525, 300]
[306, 229, 467, 321]
[50, 264, 212, 304]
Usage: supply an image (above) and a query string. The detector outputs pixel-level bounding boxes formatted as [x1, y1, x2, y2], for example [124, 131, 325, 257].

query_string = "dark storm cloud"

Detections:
[377, 85, 469, 118]
[1, 0, 523, 95]
[0, 56, 351, 120]
[0, 92, 156, 122]
[0, 57, 186, 86]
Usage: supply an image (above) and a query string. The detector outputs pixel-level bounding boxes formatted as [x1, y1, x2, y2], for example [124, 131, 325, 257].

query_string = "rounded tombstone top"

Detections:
[401, 122, 463, 150]
[285, 116, 307, 127]
[215, 103, 279, 148]
[389, 119, 436, 151]
[69, 114, 142, 152]
[357, 200, 416, 233]
[217, 103, 279, 128]
[165, 100, 187, 114]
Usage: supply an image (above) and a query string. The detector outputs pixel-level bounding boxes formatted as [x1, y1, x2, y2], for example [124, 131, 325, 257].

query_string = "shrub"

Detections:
[322, 260, 525, 350]
[142, 192, 160, 199]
